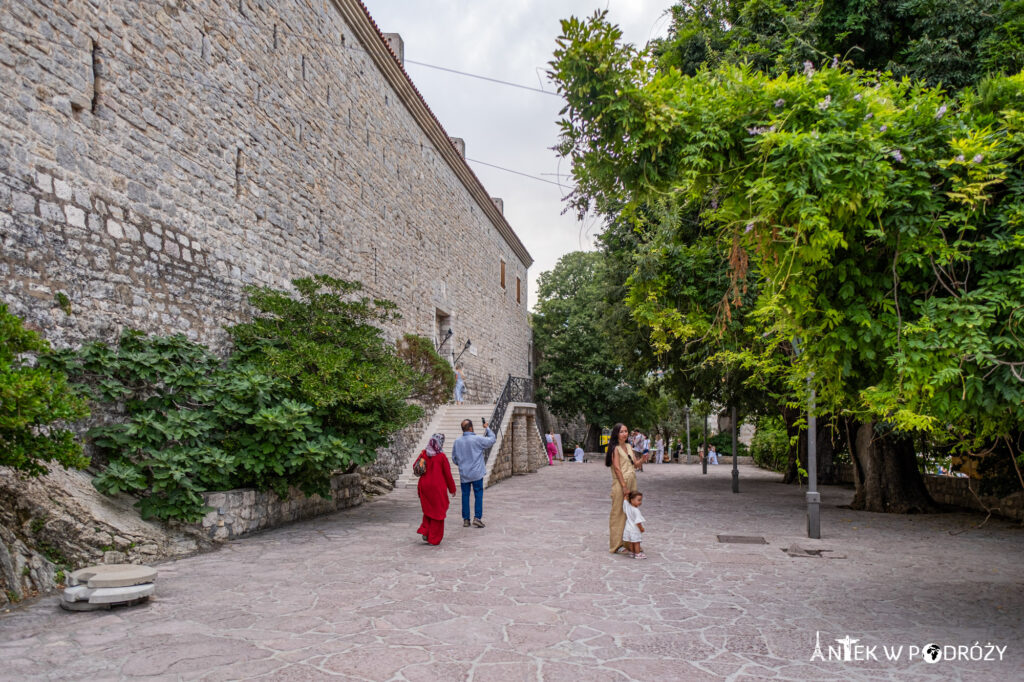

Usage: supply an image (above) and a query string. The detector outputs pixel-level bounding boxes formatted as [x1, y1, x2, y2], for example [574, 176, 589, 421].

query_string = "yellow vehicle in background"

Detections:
[599, 428, 610, 448]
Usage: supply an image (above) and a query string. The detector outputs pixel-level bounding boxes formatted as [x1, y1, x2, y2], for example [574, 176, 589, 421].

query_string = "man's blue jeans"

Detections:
[461, 478, 483, 520]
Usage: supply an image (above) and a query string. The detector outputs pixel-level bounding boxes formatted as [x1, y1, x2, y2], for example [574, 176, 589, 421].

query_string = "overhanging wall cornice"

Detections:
[329, 0, 534, 269]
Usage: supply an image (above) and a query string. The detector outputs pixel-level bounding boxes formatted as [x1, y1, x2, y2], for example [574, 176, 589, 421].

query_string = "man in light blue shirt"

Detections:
[451, 418, 496, 527]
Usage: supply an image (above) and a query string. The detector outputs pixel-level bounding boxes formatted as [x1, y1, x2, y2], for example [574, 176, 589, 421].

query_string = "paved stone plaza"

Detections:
[1, 463, 1021, 680]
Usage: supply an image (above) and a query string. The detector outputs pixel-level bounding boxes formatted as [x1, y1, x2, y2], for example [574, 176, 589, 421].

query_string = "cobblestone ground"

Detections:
[1, 463, 1021, 681]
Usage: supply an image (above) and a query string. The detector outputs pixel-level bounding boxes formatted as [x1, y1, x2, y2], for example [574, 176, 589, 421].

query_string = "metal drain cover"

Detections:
[717, 535, 767, 544]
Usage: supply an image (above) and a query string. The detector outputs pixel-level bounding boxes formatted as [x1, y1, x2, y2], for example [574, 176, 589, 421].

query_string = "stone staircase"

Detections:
[395, 404, 495, 489]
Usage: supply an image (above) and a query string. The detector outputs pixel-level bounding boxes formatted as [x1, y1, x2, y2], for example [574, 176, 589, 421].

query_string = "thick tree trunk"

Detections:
[815, 419, 837, 485]
[850, 422, 936, 513]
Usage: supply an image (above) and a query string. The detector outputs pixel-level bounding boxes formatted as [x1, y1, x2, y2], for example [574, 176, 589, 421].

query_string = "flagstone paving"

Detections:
[1, 462, 1021, 681]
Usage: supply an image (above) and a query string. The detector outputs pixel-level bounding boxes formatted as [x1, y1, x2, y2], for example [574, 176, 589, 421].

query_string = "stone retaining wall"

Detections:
[682, 455, 755, 466]
[487, 405, 545, 486]
[922, 475, 1023, 521]
[833, 464, 1023, 521]
[488, 428, 516, 485]
[198, 473, 363, 541]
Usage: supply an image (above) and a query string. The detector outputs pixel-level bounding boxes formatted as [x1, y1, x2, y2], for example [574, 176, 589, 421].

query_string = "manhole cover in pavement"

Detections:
[717, 535, 767, 544]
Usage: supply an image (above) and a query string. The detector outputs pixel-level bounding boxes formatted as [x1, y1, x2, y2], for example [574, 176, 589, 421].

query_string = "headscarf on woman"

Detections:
[426, 433, 445, 457]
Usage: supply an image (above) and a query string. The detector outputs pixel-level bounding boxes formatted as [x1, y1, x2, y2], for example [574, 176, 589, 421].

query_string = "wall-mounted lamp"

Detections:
[454, 338, 472, 365]
[436, 327, 453, 353]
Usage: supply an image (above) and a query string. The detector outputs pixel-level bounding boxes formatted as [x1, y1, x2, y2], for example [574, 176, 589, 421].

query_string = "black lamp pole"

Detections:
[454, 339, 472, 365]
[684, 407, 691, 464]
[436, 327, 453, 353]
[701, 411, 708, 475]
[731, 405, 739, 493]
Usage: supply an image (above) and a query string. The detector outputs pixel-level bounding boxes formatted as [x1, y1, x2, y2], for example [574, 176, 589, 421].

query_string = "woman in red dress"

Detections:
[416, 433, 456, 545]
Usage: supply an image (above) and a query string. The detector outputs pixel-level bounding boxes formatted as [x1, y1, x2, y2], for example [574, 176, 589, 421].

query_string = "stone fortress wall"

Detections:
[0, 0, 533, 404]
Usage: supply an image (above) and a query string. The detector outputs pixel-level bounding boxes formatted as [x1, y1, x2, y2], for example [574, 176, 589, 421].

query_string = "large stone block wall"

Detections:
[0, 0, 531, 402]
[363, 404, 436, 483]
[199, 473, 363, 541]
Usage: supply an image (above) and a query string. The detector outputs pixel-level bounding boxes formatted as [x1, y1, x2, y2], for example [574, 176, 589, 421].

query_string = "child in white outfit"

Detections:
[622, 491, 646, 559]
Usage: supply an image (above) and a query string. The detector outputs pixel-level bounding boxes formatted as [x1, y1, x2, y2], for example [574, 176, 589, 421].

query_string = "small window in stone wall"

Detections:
[500, 259, 506, 289]
[516, 277, 521, 304]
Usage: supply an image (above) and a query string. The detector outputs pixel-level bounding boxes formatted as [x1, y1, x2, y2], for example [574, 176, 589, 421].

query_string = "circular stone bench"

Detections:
[60, 564, 157, 611]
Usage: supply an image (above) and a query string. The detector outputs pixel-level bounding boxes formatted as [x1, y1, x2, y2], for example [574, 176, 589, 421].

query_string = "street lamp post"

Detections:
[731, 405, 739, 493]
[685, 408, 691, 464]
[806, 376, 820, 538]
[792, 337, 821, 539]
[701, 412, 708, 475]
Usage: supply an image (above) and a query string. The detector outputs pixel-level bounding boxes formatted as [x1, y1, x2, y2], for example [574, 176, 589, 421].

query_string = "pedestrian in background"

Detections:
[630, 430, 645, 472]
[453, 364, 466, 405]
[452, 418, 495, 527]
[655, 435, 665, 464]
[416, 434, 456, 545]
[546, 434, 558, 466]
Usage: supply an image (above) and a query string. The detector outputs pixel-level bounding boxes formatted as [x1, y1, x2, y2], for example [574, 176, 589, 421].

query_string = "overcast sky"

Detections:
[361, 0, 672, 309]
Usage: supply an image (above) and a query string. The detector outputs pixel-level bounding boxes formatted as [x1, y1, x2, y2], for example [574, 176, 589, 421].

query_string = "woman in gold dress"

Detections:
[606, 422, 644, 553]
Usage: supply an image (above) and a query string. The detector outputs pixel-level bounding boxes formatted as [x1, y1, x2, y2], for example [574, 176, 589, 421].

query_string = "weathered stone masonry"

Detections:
[0, 0, 533, 404]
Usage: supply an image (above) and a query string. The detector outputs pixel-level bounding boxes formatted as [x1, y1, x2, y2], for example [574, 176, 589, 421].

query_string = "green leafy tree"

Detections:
[0, 304, 89, 476]
[654, 0, 820, 77]
[658, 0, 1017, 89]
[550, 11, 1024, 511]
[533, 252, 642, 445]
[981, 1, 1024, 75]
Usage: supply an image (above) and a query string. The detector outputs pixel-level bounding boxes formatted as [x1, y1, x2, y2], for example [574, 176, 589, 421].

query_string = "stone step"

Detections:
[396, 404, 498, 489]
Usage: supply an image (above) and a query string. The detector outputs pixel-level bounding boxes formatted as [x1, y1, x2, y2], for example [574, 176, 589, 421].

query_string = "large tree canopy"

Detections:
[658, 0, 1023, 88]
[532, 252, 639, 431]
[550, 6, 1024, 510]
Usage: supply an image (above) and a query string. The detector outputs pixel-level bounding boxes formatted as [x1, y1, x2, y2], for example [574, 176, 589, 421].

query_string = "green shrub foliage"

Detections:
[749, 416, 790, 473]
[0, 304, 89, 475]
[227, 275, 423, 449]
[707, 431, 749, 458]
[396, 334, 456, 405]
[49, 276, 423, 522]
[48, 332, 361, 522]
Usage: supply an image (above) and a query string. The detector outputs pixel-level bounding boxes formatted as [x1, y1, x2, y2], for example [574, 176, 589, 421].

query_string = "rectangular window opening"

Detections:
[516, 277, 521, 304]
[500, 259, 506, 289]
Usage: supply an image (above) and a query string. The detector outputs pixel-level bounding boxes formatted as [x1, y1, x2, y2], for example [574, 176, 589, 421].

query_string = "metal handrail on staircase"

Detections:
[483, 375, 533, 462]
